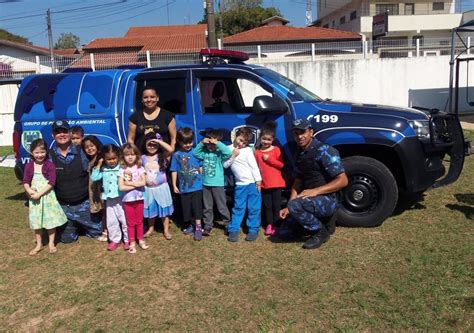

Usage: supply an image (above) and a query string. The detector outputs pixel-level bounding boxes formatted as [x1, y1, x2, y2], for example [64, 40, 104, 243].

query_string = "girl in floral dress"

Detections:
[23, 139, 67, 255]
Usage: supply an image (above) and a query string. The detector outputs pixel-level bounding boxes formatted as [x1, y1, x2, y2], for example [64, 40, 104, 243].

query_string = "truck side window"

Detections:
[198, 74, 273, 114]
[135, 77, 186, 114]
[237, 78, 272, 109]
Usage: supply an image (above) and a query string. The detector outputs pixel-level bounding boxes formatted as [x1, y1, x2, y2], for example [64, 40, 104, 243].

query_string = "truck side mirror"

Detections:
[253, 95, 288, 114]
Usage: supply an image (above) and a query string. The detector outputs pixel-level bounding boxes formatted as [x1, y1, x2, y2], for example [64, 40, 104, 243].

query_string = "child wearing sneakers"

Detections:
[91, 144, 129, 251]
[223, 127, 262, 242]
[170, 128, 204, 241]
[193, 129, 232, 236]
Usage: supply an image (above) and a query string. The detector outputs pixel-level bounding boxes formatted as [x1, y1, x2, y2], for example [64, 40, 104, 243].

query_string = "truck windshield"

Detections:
[255, 68, 323, 102]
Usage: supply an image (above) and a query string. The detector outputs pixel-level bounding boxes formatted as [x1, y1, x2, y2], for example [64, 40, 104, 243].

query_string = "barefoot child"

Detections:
[91, 145, 129, 251]
[118, 143, 148, 253]
[23, 139, 67, 255]
[142, 131, 174, 240]
[255, 121, 286, 236]
[223, 127, 262, 242]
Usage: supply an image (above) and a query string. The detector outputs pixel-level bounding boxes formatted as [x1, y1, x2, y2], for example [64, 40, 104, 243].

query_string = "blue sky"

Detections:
[1, 0, 474, 48]
[0, 0, 314, 47]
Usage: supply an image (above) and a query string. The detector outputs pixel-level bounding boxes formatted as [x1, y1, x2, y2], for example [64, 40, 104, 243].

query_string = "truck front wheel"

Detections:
[336, 156, 398, 227]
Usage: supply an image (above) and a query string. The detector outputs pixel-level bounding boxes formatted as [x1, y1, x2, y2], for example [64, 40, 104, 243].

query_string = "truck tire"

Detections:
[336, 156, 398, 227]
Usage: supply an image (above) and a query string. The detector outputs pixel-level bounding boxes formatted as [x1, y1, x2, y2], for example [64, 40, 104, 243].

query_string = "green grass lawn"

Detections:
[0, 133, 472, 331]
[0, 146, 13, 157]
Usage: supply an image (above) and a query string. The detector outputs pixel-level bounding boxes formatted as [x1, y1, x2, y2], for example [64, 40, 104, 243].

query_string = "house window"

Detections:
[350, 11, 357, 20]
[332, 20, 335, 27]
[340, 16, 346, 24]
[405, 3, 414, 15]
[376, 4, 399, 15]
[433, 2, 444, 11]
[412, 36, 424, 46]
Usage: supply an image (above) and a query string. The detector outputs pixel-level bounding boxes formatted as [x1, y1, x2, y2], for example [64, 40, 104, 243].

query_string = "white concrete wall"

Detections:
[0, 84, 19, 146]
[261, 55, 472, 112]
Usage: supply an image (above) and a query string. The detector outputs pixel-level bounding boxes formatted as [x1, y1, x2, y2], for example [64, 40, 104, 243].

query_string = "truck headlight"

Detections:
[409, 120, 430, 139]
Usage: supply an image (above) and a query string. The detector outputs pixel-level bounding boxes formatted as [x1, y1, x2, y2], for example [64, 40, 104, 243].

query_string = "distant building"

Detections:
[74, 24, 207, 68]
[314, 0, 463, 43]
[224, 16, 361, 59]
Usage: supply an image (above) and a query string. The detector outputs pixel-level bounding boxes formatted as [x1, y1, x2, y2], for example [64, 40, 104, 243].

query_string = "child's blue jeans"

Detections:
[228, 183, 261, 234]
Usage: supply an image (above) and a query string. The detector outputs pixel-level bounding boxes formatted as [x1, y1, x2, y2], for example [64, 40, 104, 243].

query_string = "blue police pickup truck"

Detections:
[12, 48, 468, 228]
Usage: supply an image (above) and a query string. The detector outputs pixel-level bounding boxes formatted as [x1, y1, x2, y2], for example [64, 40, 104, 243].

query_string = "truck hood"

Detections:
[317, 100, 429, 121]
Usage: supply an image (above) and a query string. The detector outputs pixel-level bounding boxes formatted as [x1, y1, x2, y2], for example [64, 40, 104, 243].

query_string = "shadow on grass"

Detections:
[454, 193, 474, 205]
[5, 192, 27, 201]
[393, 192, 427, 216]
[445, 193, 474, 220]
[446, 204, 474, 220]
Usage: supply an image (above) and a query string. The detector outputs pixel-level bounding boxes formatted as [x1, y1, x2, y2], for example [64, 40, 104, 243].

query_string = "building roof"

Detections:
[0, 39, 52, 56]
[224, 25, 361, 45]
[261, 16, 289, 26]
[83, 34, 206, 54]
[125, 24, 207, 37]
[54, 48, 81, 56]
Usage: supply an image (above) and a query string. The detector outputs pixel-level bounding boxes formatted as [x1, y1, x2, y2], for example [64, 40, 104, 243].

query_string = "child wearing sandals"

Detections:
[118, 143, 149, 253]
[255, 121, 286, 236]
[23, 139, 67, 255]
[81, 135, 107, 242]
[142, 130, 174, 240]
[91, 144, 129, 251]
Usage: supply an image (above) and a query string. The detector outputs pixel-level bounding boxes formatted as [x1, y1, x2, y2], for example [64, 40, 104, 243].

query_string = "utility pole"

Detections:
[306, 0, 312, 26]
[46, 9, 56, 72]
[205, 0, 217, 48]
[218, 0, 224, 48]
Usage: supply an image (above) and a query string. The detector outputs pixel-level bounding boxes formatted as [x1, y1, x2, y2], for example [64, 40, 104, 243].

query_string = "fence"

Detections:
[0, 36, 473, 80]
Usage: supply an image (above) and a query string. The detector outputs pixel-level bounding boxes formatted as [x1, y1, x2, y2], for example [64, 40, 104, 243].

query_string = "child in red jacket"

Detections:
[255, 121, 286, 236]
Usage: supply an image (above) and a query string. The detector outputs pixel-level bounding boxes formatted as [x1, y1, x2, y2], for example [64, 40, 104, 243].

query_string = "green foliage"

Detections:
[0, 29, 29, 44]
[54, 33, 80, 50]
[200, 1, 281, 37]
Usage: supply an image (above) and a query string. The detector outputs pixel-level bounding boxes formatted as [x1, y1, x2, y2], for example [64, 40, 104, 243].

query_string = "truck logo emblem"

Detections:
[21, 130, 42, 152]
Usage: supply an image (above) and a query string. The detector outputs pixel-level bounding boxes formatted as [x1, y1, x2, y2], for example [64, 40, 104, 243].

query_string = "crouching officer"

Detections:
[279, 118, 349, 249]
[49, 120, 103, 243]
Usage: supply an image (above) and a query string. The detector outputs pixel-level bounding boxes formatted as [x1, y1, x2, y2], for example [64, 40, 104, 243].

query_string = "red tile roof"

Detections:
[84, 34, 206, 54]
[224, 26, 361, 45]
[54, 48, 81, 55]
[125, 24, 207, 37]
[68, 52, 146, 69]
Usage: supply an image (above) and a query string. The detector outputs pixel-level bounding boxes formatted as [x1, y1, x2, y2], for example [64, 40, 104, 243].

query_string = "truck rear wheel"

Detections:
[336, 156, 398, 227]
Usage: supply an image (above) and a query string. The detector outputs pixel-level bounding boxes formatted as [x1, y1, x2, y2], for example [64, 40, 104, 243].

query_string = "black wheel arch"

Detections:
[334, 143, 406, 192]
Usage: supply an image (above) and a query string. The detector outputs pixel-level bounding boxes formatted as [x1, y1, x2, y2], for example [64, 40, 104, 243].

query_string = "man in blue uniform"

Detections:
[49, 120, 102, 243]
[279, 119, 349, 249]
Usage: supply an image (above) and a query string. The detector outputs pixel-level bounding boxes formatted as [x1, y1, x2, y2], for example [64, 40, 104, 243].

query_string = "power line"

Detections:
[61, 0, 176, 29]
[54, 1, 153, 25]
[0, 0, 127, 22]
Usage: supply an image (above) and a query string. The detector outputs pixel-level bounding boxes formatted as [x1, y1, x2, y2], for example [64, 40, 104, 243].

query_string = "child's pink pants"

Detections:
[124, 200, 144, 242]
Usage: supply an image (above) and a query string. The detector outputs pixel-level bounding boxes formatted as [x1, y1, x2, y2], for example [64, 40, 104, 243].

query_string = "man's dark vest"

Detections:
[296, 140, 331, 190]
[50, 149, 89, 205]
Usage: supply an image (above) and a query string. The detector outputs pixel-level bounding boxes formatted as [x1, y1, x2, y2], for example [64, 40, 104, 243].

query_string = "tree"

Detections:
[199, 0, 281, 37]
[54, 33, 80, 49]
[0, 29, 29, 44]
